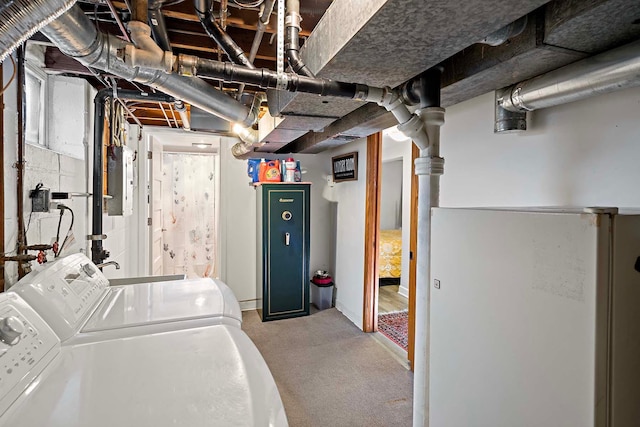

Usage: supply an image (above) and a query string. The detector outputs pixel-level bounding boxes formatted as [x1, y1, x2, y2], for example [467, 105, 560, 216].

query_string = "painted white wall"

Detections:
[219, 139, 334, 309]
[3, 65, 94, 286]
[440, 88, 640, 208]
[1, 64, 140, 285]
[328, 138, 368, 329]
[218, 137, 258, 308]
[99, 123, 141, 280]
[330, 86, 640, 331]
[47, 76, 87, 160]
[137, 131, 334, 310]
[381, 133, 413, 297]
[380, 159, 402, 230]
[3, 53, 20, 285]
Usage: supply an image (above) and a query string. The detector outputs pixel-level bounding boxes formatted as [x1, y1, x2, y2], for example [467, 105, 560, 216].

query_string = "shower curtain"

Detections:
[162, 152, 217, 278]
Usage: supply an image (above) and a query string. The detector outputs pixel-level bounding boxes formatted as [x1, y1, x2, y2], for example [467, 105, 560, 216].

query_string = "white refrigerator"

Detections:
[429, 207, 640, 427]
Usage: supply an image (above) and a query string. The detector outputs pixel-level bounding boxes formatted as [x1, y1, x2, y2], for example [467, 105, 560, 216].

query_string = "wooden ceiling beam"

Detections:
[44, 47, 93, 75]
[160, 8, 310, 36]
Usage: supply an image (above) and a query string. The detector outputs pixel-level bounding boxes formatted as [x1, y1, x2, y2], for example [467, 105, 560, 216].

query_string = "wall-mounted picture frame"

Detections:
[332, 152, 358, 182]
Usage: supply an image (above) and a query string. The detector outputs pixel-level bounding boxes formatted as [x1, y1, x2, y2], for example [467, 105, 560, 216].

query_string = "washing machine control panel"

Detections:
[9, 253, 110, 340]
[0, 293, 59, 417]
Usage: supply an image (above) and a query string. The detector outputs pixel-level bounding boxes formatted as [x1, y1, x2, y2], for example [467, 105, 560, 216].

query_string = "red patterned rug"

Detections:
[378, 310, 408, 351]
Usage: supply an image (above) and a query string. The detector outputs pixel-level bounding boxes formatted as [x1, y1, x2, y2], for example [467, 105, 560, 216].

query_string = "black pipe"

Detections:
[91, 88, 174, 265]
[194, 0, 255, 69]
[285, 25, 313, 77]
[418, 67, 442, 108]
[149, 0, 172, 52]
[284, 0, 314, 77]
[400, 66, 443, 108]
[188, 57, 368, 99]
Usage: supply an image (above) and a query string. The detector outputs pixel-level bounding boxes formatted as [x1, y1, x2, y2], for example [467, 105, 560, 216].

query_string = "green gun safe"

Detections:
[256, 183, 310, 321]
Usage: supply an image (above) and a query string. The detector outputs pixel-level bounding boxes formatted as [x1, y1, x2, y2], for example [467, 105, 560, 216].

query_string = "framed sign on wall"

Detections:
[332, 152, 358, 182]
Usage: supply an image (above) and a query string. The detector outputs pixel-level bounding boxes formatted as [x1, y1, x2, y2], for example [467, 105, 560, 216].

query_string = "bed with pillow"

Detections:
[379, 229, 402, 284]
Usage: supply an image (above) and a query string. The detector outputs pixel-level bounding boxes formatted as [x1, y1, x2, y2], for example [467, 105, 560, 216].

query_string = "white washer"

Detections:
[10, 253, 243, 343]
[0, 293, 288, 426]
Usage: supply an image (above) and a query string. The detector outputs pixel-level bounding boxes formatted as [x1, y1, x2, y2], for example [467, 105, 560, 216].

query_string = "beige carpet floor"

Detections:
[242, 308, 413, 427]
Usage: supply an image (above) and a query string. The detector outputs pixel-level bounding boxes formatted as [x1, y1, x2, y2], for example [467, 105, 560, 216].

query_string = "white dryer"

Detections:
[9, 253, 243, 343]
[0, 293, 288, 426]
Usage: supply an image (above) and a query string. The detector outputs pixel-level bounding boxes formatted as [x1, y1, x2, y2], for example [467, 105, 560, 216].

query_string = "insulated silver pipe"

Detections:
[500, 38, 640, 112]
[42, 5, 255, 126]
[0, 0, 76, 62]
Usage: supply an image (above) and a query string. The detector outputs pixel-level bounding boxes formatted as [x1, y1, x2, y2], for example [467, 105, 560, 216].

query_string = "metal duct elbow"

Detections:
[231, 92, 266, 158]
[231, 125, 260, 158]
[0, 0, 77, 62]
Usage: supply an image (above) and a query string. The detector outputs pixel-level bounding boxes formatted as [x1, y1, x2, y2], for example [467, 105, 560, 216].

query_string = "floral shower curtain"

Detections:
[162, 153, 217, 278]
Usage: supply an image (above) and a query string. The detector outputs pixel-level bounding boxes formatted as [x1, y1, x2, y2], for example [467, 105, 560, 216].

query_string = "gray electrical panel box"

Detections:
[107, 146, 134, 216]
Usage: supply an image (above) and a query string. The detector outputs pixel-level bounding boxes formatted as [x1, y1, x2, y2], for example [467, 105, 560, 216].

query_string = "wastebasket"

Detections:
[310, 281, 334, 310]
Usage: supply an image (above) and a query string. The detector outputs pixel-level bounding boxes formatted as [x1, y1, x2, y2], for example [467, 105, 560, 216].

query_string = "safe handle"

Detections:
[285, 232, 290, 246]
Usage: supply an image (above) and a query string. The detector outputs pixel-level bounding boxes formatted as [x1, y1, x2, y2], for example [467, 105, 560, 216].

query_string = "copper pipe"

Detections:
[0, 60, 5, 291]
[2, 255, 37, 262]
[25, 244, 54, 251]
[105, 0, 132, 42]
[16, 46, 27, 279]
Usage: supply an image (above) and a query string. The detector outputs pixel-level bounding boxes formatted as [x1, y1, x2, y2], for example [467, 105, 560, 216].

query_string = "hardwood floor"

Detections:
[378, 284, 408, 314]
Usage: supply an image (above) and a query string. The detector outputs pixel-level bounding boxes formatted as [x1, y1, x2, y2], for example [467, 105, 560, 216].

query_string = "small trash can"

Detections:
[310, 281, 334, 310]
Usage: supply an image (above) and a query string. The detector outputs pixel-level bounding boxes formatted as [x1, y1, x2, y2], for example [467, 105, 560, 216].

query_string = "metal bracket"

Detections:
[86, 234, 108, 241]
[276, 0, 285, 77]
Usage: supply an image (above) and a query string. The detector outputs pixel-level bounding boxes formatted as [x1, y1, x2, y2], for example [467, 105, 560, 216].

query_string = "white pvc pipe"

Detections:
[412, 108, 444, 427]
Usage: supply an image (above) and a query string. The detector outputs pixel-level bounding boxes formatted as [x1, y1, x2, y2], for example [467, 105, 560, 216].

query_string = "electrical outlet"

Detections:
[30, 188, 50, 213]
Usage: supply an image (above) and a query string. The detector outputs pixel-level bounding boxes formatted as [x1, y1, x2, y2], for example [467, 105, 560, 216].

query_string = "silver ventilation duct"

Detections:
[495, 38, 640, 132]
[0, 0, 76, 62]
[41, 5, 256, 127]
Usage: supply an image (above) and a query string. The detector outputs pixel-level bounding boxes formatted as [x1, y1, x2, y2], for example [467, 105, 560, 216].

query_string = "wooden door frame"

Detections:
[363, 133, 418, 368]
[407, 143, 419, 369]
[0, 62, 4, 292]
[363, 133, 382, 332]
